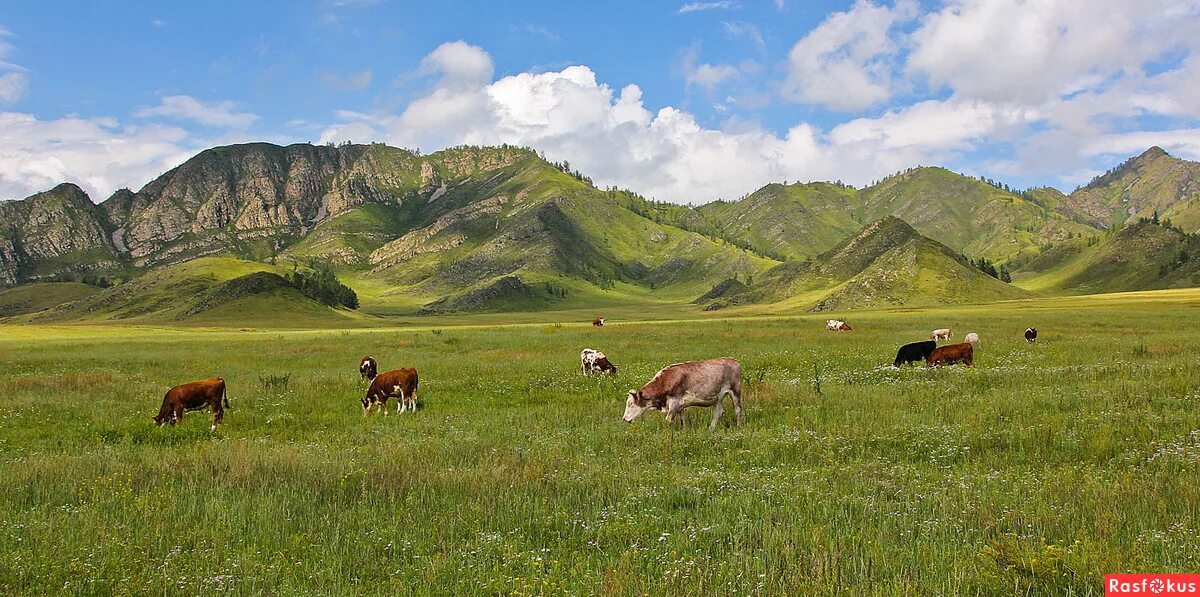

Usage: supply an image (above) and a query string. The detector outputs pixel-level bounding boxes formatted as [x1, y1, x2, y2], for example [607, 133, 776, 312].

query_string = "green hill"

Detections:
[1062, 147, 1200, 231]
[699, 216, 1029, 311]
[694, 182, 861, 259]
[1016, 219, 1200, 294]
[37, 257, 362, 326]
[0, 282, 103, 318]
[853, 167, 1098, 264]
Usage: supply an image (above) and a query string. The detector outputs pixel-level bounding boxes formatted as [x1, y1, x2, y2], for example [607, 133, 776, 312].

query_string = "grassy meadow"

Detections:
[1, 290, 1199, 594]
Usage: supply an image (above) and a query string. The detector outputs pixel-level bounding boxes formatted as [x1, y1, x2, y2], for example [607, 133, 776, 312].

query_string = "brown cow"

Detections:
[359, 356, 378, 381]
[153, 377, 229, 432]
[364, 368, 419, 415]
[927, 342, 974, 367]
[592, 317, 605, 327]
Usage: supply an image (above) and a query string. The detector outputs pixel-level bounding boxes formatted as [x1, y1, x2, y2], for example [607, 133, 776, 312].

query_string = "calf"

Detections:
[623, 358, 743, 431]
[931, 328, 951, 341]
[364, 368, 419, 415]
[359, 356, 378, 381]
[1025, 327, 1038, 342]
[153, 377, 229, 432]
[580, 348, 617, 375]
[927, 342, 974, 367]
[893, 340, 937, 367]
[964, 332, 980, 346]
[592, 317, 605, 327]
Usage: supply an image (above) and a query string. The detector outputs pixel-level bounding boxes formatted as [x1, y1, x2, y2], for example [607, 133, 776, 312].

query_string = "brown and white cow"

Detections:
[826, 319, 852, 331]
[927, 342, 973, 367]
[592, 317, 605, 327]
[153, 377, 229, 432]
[359, 356, 378, 381]
[623, 358, 743, 430]
[580, 348, 617, 375]
[364, 368, 419, 415]
[931, 328, 952, 341]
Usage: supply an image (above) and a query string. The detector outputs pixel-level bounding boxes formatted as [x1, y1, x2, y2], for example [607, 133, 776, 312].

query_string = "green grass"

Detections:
[2, 290, 1199, 594]
[0, 282, 101, 317]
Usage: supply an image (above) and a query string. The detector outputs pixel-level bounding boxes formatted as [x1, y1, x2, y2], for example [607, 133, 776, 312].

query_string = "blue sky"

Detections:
[1, 0, 1198, 203]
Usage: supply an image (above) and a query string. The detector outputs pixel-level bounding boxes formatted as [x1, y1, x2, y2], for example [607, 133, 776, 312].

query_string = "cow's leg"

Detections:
[211, 403, 223, 433]
[396, 390, 406, 414]
[409, 389, 418, 412]
[173, 404, 184, 425]
[709, 398, 725, 431]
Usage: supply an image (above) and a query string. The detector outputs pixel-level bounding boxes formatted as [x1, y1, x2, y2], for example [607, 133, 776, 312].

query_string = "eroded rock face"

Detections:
[0, 183, 122, 283]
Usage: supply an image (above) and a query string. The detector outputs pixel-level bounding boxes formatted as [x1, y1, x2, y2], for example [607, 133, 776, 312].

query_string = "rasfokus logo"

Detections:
[1106, 574, 1200, 595]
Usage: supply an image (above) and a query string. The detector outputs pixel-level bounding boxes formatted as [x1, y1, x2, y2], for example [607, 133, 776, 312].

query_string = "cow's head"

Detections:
[623, 389, 657, 422]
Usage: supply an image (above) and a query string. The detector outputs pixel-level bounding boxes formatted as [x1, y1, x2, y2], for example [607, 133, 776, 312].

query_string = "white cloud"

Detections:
[320, 69, 373, 90]
[681, 45, 740, 90]
[134, 95, 259, 129]
[782, 0, 918, 111]
[908, 0, 1200, 103]
[0, 112, 195, 201]
[678, 1, 740, 14]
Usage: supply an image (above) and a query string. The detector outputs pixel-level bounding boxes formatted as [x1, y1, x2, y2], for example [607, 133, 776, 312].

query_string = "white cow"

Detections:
[623, 358, 743, 430]
[931, 328, 951, 341]
[965, 332, 979, 346]
[827, 319, 852, 331]
[580, 348, 617, 375]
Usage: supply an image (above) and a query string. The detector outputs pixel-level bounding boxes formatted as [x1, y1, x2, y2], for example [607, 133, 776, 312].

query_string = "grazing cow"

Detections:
[359, 356, 378, 381]
[931, 328, 952, 341]
[893, 340, 937, 367]
[826, 319, 853, 331]
[592, 317, 605, 327]
[153, 377, 229, 432]
[964, 332, 980, 346]
[623, 358, 743, 430]
[927, 342, 974, 367]
[580, 348, 618, 375]
[364, 368, 419, 415]
[1025, 327, 1038, 343]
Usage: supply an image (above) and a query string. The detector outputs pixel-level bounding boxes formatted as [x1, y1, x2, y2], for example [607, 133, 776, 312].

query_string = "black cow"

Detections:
[1025, 328, 1038, 343]
[893, 340, 937, 367]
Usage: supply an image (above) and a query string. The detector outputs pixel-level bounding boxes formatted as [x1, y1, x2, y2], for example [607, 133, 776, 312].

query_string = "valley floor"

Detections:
[1, 290, 1199, 594]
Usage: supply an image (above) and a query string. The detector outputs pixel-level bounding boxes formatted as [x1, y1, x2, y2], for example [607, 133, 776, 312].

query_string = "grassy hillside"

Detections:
[1016, 219, 1200, 294]
[700, 217, 1028, 311]
[1064, 147, 1200, 231]
[855, 167, 1097, 264]
[36, 257, 364, 327]
[695, 182, 861, 259]
[0, 282, 102, 318]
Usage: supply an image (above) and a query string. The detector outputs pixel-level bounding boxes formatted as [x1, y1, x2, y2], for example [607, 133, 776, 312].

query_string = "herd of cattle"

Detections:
[151, 318, 1040, 432]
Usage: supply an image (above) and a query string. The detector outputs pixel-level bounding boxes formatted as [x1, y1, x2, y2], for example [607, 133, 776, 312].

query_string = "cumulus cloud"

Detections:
[908, 0, 1200, 104]
[782, 0, 918, 111]
[0, 112, 196, 200]
[134, 95, 259, 129]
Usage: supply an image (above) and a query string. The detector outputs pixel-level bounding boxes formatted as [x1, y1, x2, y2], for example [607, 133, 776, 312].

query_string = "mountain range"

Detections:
[1, 142, 1197, 322]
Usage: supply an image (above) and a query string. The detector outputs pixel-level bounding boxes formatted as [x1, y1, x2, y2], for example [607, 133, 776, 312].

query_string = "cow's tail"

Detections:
[221, 380, 230, 409]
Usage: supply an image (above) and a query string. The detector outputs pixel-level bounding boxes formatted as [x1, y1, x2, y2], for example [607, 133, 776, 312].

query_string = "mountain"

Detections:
[1062, 147, 1200, 231]
[1015, 218, 1200, 294]
[3, 142, 1196, 317]
[0, 142, 774, 314]
[699, 216, 1029, 311]
[0, 183, 124, 285]
[693, 182, 862, 260]
[853, 167, 1098, 264]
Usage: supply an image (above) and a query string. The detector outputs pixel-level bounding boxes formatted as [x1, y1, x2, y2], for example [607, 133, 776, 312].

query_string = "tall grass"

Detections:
[1, 295, 1198, 594]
